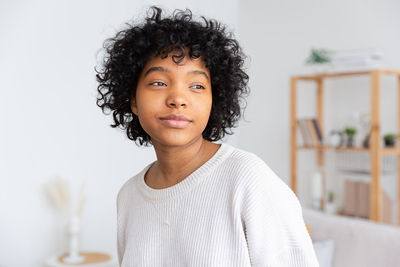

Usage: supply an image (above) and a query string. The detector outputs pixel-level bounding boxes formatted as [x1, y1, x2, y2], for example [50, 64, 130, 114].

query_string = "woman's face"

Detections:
[131, 53, 212, 148]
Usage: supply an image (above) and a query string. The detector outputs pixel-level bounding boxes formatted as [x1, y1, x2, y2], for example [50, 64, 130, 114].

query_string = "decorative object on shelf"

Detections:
[383, 133, 398, 148]
[358, 112, 371, 148]
[45, 176, 87, 264]
[362, 132, 370, 148]
[324, 191, 337, 215]
[310, 167, 326, 211]
[347, 111, 368, 147]
[328, 130, 345, 147]
[305, 48, 332, 73]
[328, 191, 335, 203]
[344, 127, 357, 147]
[305, 48, 331, 64]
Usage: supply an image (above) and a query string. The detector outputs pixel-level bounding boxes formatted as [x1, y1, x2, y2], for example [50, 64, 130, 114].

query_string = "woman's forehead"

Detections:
[142, 53, 209, 74]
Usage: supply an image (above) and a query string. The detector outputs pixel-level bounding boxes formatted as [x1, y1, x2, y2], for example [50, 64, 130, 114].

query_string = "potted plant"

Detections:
[305, 48, 332, 73]
[384, 133, 398, 147]
[344, 127, 357, 147]
[325, 191, 337, 214]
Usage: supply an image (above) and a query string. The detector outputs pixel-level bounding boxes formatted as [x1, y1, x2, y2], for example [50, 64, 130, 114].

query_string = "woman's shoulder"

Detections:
[224, 144, 297, 202]
[223, 144, 277, 182]
[223, 143, 265, 168]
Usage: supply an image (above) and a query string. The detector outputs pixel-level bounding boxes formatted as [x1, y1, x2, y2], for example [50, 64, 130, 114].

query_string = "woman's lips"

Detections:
[159, 118, 191, 128]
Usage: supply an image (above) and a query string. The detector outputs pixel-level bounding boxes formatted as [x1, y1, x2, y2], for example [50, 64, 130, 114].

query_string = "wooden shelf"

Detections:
[296, 145, 400, 155]
[293, 69, 400, 80]
[290, 69, 400, 226]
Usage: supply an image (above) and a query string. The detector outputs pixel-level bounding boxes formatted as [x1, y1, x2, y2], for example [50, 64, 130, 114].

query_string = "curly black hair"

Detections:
[95, 6, 249, 147]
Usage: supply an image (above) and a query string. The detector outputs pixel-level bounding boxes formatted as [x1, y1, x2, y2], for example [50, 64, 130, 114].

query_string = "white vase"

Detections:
[325, 202, 337, 215]
[311, 170, 324, 210]
[63, 216, 84, 264]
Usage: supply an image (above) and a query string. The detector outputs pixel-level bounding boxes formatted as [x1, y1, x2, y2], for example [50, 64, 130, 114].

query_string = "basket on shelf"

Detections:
[334, 150, 397, 174]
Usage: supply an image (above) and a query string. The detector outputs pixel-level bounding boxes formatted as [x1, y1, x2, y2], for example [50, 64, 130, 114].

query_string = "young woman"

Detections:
[96, 6, 319, 267]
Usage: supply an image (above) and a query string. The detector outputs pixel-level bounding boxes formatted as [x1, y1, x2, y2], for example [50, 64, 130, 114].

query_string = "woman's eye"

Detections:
[150, 81, 167, 87]
[191, 84, 205, 90]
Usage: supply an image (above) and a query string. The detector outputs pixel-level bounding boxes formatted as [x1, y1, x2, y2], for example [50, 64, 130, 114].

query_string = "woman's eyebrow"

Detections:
[188, 70, 209, 80]
[144, 66, 170, 77]
[144, 67, 209, 80]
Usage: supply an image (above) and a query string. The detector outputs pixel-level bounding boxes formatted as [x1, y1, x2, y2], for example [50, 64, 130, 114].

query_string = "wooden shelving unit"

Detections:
[290, 69, 400, 225]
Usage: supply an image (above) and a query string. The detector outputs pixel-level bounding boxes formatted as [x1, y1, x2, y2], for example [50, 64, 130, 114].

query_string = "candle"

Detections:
[311, 170, 323, 209]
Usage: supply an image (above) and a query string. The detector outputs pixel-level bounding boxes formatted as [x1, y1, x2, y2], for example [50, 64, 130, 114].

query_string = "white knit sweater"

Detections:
[117, 143, 319, 267]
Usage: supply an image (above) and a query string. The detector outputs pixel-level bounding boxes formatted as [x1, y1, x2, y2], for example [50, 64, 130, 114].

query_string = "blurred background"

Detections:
[1, 0, 400, 266]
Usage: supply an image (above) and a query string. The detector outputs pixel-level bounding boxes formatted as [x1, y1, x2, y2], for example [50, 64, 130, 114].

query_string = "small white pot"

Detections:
[324, 202, 337, 215]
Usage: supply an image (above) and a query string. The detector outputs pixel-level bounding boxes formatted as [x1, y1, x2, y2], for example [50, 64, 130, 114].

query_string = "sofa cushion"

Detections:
[303, 207, 400, 267]
[313, 239, 335, 267]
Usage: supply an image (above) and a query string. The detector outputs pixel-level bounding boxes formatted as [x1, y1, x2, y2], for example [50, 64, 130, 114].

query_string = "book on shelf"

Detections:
[311, 118, 323, 143]
[306, 119, 320, 146]
[297, 120, 311, 146]
[383, 193, 393, 224]
[343, 179, 392, 224]
[296, 118, 323, 147]
[343, 179, 357, 215]
[355, 181, 369, 218]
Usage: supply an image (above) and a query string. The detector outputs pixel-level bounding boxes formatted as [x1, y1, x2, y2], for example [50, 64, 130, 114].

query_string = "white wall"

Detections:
[0, 1, 240, 266]
[236, 0, 400, 214]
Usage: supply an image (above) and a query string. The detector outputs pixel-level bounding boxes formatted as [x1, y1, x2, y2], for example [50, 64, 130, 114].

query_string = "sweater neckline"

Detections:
[136, 142, 234, 202]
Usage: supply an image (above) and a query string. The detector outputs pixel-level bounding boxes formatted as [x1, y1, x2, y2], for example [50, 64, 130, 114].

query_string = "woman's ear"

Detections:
[130, 97, 138, 115]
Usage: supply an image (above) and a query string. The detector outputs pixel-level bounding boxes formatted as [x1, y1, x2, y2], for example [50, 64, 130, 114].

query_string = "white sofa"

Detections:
[302, 207, 400, 267]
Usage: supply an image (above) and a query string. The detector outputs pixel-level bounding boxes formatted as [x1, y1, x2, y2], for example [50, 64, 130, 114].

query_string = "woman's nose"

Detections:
[166, 86, 187, 108]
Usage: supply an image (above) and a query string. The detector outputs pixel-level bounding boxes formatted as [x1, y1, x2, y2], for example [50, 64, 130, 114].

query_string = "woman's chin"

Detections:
[151, 135, 202, 148]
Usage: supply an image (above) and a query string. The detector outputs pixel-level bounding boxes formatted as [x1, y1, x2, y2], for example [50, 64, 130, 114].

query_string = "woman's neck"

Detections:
[145, 139, 220, 189]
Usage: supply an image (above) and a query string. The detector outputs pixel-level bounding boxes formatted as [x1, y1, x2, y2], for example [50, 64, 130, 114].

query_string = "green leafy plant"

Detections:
[327, 191, 335, 203]
[305, 48, 331, 65]
[384, 133, 397, 142]
[345, 127, 357, 137]
[384, 133, 398, 147]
